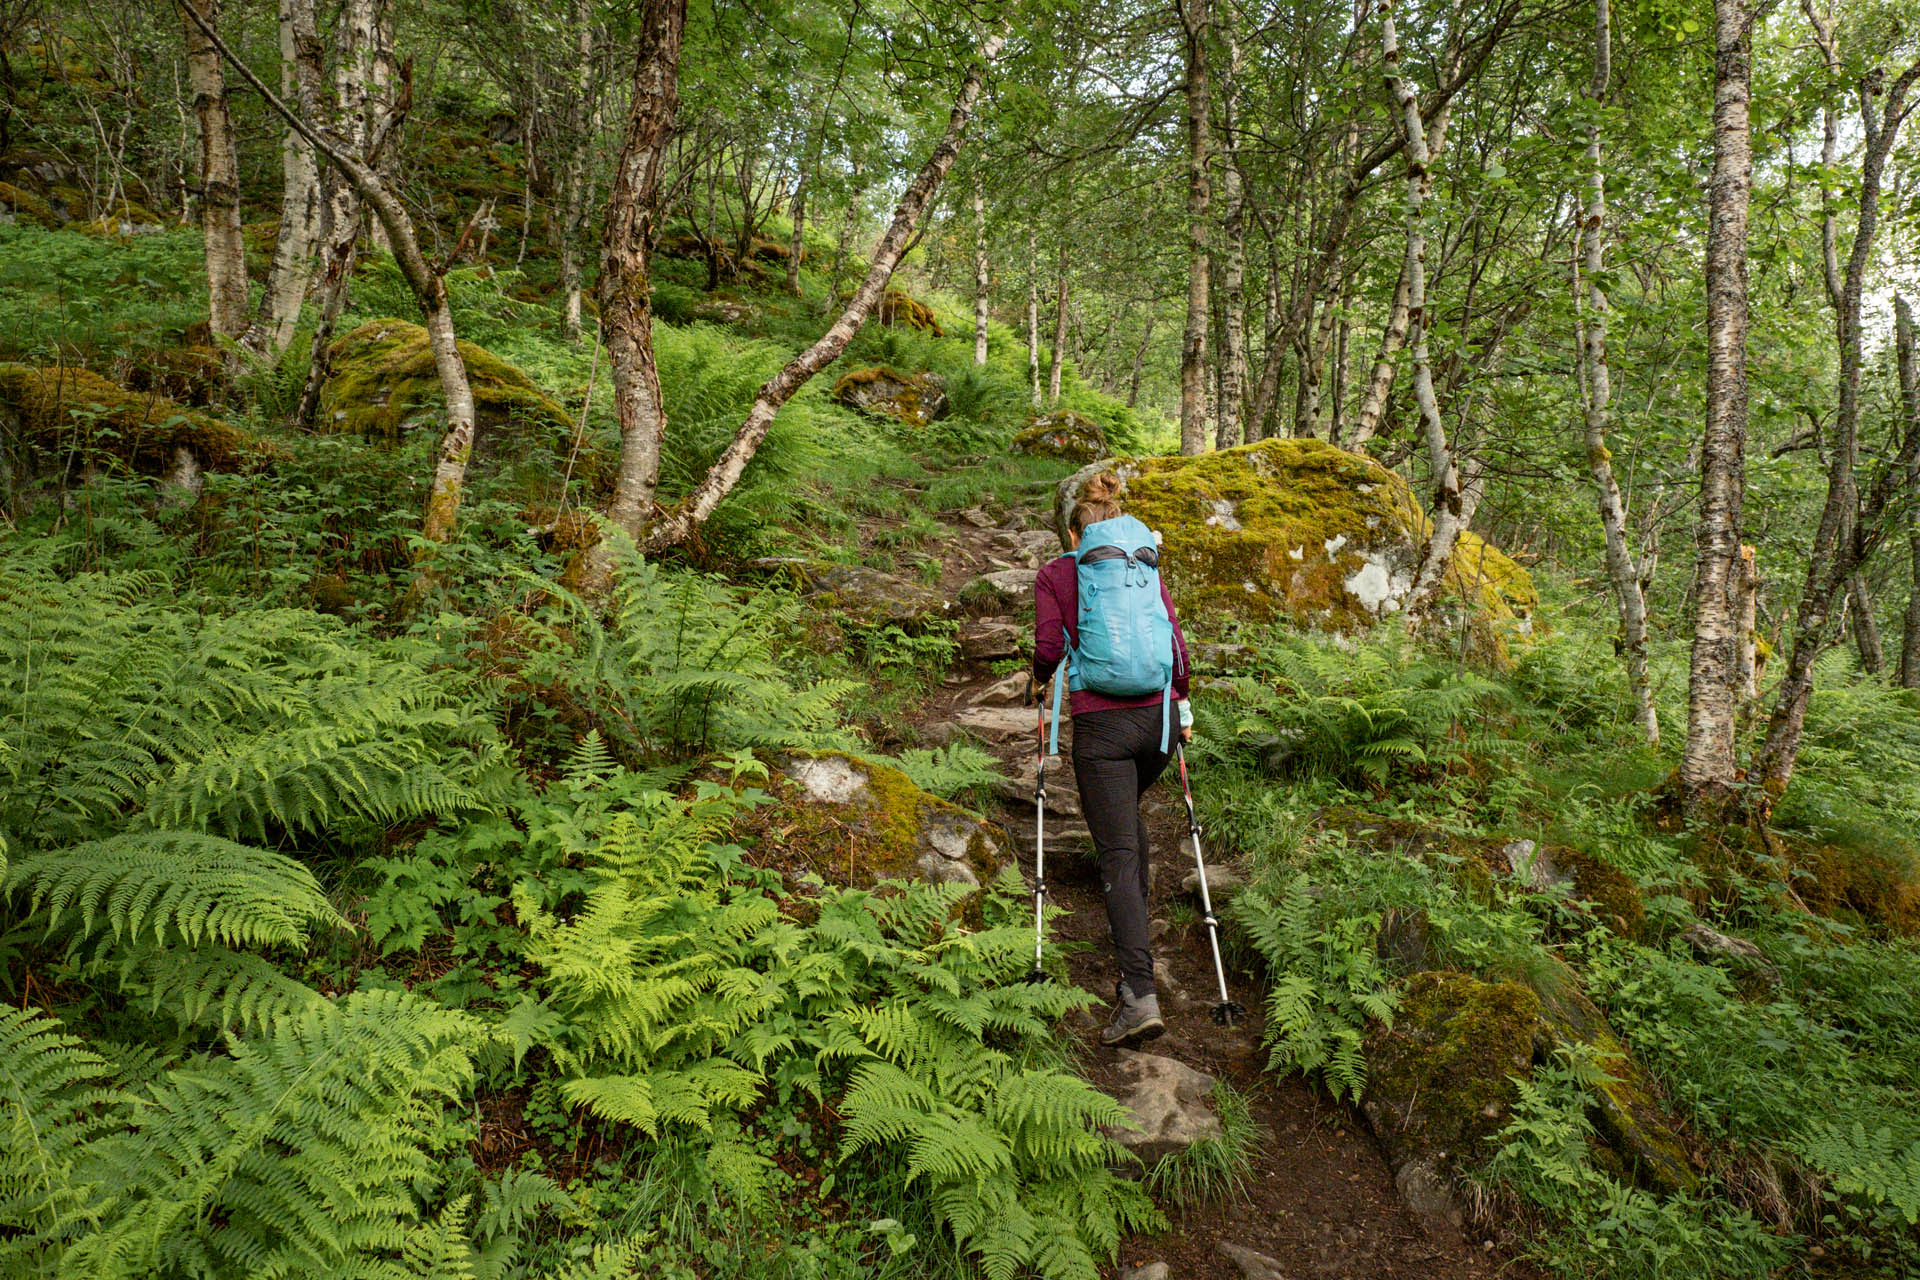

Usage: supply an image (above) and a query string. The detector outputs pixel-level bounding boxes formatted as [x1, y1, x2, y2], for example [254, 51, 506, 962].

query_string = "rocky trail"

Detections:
[889, 490, 1536, 1280]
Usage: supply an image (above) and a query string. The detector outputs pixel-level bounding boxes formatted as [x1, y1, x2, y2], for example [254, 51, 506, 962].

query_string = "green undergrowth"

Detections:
[1192, 606, 1920, 1278]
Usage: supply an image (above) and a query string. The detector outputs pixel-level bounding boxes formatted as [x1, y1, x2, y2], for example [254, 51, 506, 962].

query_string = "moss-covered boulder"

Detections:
[749, 557, 954, 631]
[876, 289, 943, 335]
[0, 363, 266, 482]
[1362, 970, 1539, 1230]
[319, 319, 571, 442]
[0, 181, 58, 229]
[1055, 439, 1535, 639]
[1525, 959, 1698, 1195]
[1501, 840, 1645, 940]
[831, 367, 948, 428]
[1014, 411, 1109, 463]
[69, 199, 165, 237]
[743, 751, 1006, 891]
[1795, 839, 1920, 937]
[124, 345, 226, 408]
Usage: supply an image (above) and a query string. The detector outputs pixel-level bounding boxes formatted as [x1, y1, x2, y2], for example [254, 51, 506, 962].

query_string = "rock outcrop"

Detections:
[1055, 439, 1534, 639]
[875, 289, 944, 335]
[755, 751, 1007, 891]
[1101, 1049, 1223, 1164]
[1015, 410, 1109, 463]
[748, 557, 953, 630]
[831, 366, 949, 427]
[319, 318, 572, 444]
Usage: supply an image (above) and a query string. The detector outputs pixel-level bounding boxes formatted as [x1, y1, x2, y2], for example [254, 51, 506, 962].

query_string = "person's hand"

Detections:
[1180, 725, 1194, 743]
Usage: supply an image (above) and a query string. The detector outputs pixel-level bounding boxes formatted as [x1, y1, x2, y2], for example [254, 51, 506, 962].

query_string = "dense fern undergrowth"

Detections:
[7, 217, 1920, 1280]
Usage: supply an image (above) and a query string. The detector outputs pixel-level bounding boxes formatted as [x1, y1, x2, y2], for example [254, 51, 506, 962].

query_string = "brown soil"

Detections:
[911, 500, 1542, 1280]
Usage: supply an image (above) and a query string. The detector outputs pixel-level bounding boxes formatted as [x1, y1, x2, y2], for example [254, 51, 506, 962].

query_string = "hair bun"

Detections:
[1082, 471, 1123, 503]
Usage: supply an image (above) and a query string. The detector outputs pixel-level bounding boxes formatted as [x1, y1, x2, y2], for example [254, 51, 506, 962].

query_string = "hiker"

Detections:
[1033, 471, 1192, 1046]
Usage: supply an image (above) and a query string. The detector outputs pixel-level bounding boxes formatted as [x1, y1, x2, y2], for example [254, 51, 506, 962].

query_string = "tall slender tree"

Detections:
[1177, 0, 1212, 455]
[181, 0, 248, 342]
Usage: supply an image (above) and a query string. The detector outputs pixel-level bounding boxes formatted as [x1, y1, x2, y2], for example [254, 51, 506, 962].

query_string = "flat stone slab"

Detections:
[1218, 1242, 1289, 1280]
[967, 670, 1033, 706]
[954, 704, 1041, 743]
[964, 568, 1038, 610]
[1181, 863, 1245, 901]
[750, 558, 951, 630]
[958, 618, 1024, 661]
[1120, 1264, 1170, 1280]
[1101, 1049, 1221, 1164]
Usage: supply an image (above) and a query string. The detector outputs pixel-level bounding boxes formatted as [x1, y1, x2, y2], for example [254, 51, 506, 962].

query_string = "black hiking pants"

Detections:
[1071, 704, 1170, 998]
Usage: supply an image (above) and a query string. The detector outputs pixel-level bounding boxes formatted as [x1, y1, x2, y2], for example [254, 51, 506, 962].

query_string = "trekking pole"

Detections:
[1025, 677, 1050, 984]
[1174, 742, 1246, 1026]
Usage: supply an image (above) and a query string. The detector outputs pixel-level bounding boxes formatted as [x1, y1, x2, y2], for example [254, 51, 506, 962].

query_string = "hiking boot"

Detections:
[1099, 981, 1165, 1047]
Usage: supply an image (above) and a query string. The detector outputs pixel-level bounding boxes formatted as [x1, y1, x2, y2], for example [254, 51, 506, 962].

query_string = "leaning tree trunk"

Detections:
[1849, 575, 1886, 673]
[1897, 294, 1920, 690]
[291, 0, 377, 430]
[1047, 241, 1069, 403]
[642, 26, 1007, 551]
[582, 0, 686, 588]
[1751, 53, 1920, 795]
[182, 0, 249, 342]
[181, 0, 477, 559]
[1215, 22, 1247, 449]
[1574, 0, 1659, 743]
[240, 0, 325, 359]
[1384, 0, 1472, 621]
[972, 180, 990, 366]
[1178, 0, 1212, 455]
[1679, 0, 1755, 807]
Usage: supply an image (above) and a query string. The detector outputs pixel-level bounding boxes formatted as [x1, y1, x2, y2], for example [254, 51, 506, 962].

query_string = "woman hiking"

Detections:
[1033, 472, 1193, 1047]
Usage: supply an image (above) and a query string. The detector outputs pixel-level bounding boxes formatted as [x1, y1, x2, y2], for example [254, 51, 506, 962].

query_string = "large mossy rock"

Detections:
[1362, 970, 1539, 1231]
[743, 751, 1006, 891]
[1055, 439, 1535, 636]
[0, 181, 58, 228]
[1014, 410, 1109, 463]
[876, 289, 944, 335]
[831, 366, 948, 428]
[0, 363, 266, 483]
[319, 318, 570, 441]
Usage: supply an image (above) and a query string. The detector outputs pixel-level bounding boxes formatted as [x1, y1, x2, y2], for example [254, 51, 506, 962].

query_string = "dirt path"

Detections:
[909, 497, 1535, 1280]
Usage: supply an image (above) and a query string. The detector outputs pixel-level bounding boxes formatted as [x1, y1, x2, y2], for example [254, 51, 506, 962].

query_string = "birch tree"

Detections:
[180, 0, 248, 342]
[1047, 242, 1069, 403]
[239, 0, 325, 359]
[1574, 0, 1659, 743]
[1215, 20, 1248, 449]
[1678, 0, 1756, 806]
[642, 26, 1008, 551]
[972, 181, 990, 366]
[1177, 0, 1212, 455]
[1898, 295, 1920, 690]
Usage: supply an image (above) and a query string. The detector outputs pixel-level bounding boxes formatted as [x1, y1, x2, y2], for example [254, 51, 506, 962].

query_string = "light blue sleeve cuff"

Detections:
[1177, 699, 1194, 729]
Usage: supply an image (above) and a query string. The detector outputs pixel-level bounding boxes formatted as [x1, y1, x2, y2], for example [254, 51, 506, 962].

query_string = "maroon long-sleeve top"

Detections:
[1031, 554, 1192, 717]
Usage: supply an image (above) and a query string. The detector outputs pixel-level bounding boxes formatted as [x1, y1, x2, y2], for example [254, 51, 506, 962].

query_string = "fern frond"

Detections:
[0, 1007, 122, 1272]
[6, 831, 346, 950]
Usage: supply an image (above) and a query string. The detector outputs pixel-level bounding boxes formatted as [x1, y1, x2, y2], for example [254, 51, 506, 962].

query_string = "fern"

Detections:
[0, 1007, 122, 1273]
[5, 831, 345, 950]
[62, 989, 480, 1279]
[885, 742, 1006, 804]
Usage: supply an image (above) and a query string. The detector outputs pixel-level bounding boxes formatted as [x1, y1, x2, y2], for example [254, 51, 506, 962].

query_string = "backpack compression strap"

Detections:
[1047, 626, 1072, 757]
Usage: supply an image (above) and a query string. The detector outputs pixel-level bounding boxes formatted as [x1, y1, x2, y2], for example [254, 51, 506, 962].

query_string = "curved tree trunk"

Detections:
[1383, 0, 1471, 621]
[1679, 0, 1755, 806]
[1177, 0, 1212, 455]
[581, 0, 687, 589]
[240, 0, 324, 360]
[643, 27, 1007, 552]
[1574, 0, 1659, 743]
[182, 0, 249, 342]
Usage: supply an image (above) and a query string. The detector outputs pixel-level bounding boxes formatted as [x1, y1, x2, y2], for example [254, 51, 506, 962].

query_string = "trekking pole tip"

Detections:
[1211, 1000, 1247, 1026]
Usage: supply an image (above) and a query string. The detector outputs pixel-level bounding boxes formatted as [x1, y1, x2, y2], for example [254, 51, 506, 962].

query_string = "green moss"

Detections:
[0, 181, 58, 229]
[318, 318, 570, 440]
[1796, 839, 1920, 938]
[1552, 846, 1646, 940]
[0, 362, 265, 474]
[1075, 439, 1535, 645]
[1364, 970, 1540, 1166]
[876, 289, 943, 335]
[831, 366, 945, 428]
[1014, 411, 1108, 463]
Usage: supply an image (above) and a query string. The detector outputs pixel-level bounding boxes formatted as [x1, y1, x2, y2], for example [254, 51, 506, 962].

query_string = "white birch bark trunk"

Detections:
[1178, 0, 1212, 455]
[1383, 0, 1470, 622]
[972, 181, 990, 366]
[1732, 545, 1759, 699]
[1048, 242, 1069, 403]
[1679, 0, 1755, 803]
[1027, 233, 1042, 407]
[1574, 0, 1659, 743]
[642, 27, 1007, 551]
[241, 0, 324, 359]
[1215, 22, 1247, 449]
[560, 0, 599, 341]
[182, 0, 249, 342]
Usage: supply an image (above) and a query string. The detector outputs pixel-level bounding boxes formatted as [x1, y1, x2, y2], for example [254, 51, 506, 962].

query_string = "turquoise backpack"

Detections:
[1048, 514, 1179, 755]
